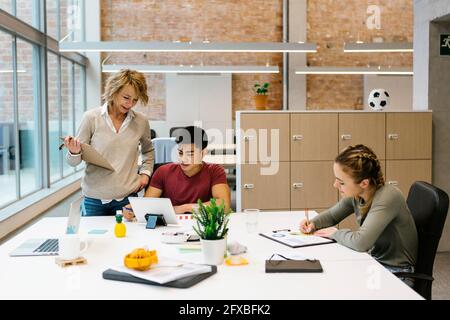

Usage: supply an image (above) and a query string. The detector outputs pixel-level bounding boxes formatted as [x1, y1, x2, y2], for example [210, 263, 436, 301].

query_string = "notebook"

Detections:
[265, 259, 323, 273]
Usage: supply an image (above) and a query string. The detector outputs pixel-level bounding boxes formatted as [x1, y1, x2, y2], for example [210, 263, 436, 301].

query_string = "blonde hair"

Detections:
[335, 144, 385, 215]
[102, 69, 149, 106]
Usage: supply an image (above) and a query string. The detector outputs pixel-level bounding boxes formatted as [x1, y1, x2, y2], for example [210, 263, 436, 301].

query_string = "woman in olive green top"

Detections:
[299, 144, 418, 278]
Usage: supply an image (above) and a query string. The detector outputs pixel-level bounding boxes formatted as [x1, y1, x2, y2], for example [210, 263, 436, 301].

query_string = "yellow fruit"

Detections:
[114, 222, 126, 238]
[124, 249, 158, 271]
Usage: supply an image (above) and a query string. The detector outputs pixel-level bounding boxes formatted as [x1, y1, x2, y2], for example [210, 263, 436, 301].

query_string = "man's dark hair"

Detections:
[175, 126, 208, 150]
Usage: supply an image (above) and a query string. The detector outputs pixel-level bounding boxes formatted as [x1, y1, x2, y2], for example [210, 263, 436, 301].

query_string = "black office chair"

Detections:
[169, 127, 185, 138]
[394, 181, 449, 300]
[144, 162, 172, 191]
[150, 129, 157, 140]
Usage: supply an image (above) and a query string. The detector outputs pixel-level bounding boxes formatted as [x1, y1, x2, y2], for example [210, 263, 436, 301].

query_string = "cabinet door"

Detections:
[339, 113, 386, 159]
[386, 113, 432, 160]
[239, 113, 290, 162]
[241, 162, 290, 210]
[291, 161, 337, 209]
[385, 160, 432, 197]
[291, 113, 338, 161]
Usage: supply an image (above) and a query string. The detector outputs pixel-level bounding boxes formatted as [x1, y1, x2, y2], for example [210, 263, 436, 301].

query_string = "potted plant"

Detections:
[192, 198, 230, 265]
[253, 82, 270, 110]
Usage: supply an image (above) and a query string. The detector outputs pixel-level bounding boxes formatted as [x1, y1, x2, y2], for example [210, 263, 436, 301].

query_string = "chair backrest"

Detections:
[407, 181, 449, 277]
[150, 129, 157, 140]
[151, 137, 177, 164]
[144, 162, 172, 191]
[169, 126, 185, 138]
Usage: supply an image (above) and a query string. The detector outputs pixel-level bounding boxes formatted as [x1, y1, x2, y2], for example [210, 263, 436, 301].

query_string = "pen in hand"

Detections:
[59, 136, 70, 150]
[304, 208, 313, 234]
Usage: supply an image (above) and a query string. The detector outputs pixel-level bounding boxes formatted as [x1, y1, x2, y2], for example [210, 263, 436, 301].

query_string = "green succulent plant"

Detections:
[192, 199, 230, 240]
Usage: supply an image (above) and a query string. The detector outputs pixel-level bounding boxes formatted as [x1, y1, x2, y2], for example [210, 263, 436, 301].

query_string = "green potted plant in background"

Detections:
[253, 82, 270, 110]
[192, 199, 230, 265]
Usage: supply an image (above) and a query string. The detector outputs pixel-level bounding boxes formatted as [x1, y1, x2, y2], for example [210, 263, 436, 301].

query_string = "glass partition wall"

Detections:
[0, 1, 86, 209]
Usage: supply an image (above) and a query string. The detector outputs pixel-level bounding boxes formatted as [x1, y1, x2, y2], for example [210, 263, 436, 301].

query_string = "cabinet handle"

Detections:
[292, 182, 304, 189]
[388, 181, 399, 186]
[243, 136, 254, 142]
[388, 133, 399, 140]
[243, 184, 255, 190]
[341, 134, 352, 140]
[292, 135, 304, 141]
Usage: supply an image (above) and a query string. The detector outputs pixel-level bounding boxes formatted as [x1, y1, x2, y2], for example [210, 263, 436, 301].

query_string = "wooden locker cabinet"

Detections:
[291, 161, 337, 210]
[240, 162, 290, 210]
[386, 113, 432, 160]
[385, 160, 432, 197]
[239, 113, 290, 163]
[339, 113, 386, 159]
[237, 111, 432, 213]
[291, 113, 338, 161]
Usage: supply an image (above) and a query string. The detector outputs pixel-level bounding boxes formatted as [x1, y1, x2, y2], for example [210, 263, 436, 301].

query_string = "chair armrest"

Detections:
[393, 272, 434, 282]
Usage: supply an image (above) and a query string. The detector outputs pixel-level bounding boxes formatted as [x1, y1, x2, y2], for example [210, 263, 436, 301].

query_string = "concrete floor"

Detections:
[1, 190, 449, 300]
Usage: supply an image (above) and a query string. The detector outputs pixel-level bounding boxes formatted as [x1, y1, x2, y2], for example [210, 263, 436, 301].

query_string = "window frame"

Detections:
[0, 3, 87, 210]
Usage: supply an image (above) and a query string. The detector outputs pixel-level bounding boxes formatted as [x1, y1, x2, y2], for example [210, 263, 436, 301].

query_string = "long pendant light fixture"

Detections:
[59, 41, 317, 53]
[343, 42, 413, 53]
[295, 67, 413, 75]
[102, 64, 279, 74]
[0, 70, 27, 73]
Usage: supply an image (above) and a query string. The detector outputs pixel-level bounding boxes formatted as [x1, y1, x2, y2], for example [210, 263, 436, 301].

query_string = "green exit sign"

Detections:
[441, 34, 450, 56]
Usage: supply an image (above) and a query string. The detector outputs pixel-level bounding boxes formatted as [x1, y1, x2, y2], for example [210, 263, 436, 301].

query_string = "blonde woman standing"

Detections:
[64, 69, 154, 216]
[299, 144, 418, 282]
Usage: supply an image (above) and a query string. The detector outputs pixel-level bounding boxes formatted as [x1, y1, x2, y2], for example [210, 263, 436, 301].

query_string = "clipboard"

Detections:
[259, 231, 335, 248]
[60, 137, 115, 171]
[102, 266, 217, 289]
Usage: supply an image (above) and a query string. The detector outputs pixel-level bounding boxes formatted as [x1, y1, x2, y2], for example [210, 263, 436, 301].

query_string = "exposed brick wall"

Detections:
[100, 0, 284, 120]
[306, 0, 413, 109]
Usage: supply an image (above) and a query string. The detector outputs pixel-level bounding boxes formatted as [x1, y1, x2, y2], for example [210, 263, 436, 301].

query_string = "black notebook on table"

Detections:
[103, 266, 217, 289]
[265, 259, 323, 273]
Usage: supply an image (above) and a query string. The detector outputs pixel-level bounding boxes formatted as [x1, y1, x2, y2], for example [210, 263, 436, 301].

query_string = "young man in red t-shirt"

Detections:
[143, 126, 231, 214]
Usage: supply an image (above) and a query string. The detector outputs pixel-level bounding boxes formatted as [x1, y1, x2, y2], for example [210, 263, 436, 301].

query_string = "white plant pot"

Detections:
[201, 238, 227, 265]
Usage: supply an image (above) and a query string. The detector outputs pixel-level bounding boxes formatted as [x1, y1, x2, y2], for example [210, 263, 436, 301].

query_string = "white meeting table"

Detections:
[0, 211, 422, 300]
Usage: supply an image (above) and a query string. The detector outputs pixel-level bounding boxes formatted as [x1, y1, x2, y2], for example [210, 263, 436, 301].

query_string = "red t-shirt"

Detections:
[149, 162, 228, 206]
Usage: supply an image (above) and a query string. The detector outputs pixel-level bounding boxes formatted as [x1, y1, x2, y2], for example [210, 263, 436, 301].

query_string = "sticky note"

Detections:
[178, 245, 202, 253]
[88, 229, 108, 234]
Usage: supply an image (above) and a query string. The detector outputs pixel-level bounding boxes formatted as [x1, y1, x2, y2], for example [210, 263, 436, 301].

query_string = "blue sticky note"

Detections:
[88, 229, 108, 234]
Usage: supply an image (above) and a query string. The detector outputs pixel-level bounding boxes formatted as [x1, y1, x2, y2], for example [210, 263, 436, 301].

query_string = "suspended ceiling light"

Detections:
[0, 70, 27, 73]
[295, 67, 413, 75]
[102, 64, 280, 74]
[59, 41, 317, 53]
[344, 42, 413, 53]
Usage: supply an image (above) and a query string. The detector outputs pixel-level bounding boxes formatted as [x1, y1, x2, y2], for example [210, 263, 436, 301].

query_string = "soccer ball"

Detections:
[368, 89, 390, 111]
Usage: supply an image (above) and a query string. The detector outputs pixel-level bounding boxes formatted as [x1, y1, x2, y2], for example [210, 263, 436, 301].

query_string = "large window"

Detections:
[16, 38, 40, 197]
[0, 30, 16, 208]
[47, 52, 60, 183]
[49, 0, 84, 41]
[74, 64, 85, 132]
[16, 0, 39, 29]
[0, 1, 86, 210]
[46, 0, 59, 40]
[0, 0, 12, 15]
[61, 57, 74, 177]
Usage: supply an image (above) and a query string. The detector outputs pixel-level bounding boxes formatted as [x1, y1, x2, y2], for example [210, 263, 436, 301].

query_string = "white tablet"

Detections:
[128, 197, 179, 225]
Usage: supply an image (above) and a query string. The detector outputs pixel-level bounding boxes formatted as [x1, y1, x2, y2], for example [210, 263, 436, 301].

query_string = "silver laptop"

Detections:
[9, 197, 83, 257]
